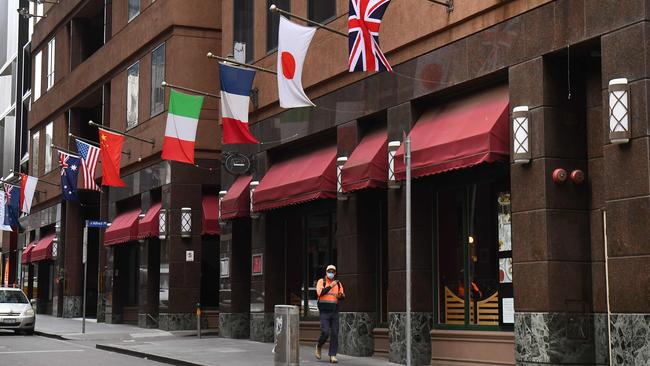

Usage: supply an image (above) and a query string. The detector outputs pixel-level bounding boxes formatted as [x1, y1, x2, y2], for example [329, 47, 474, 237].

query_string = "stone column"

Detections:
[138, 192, 160, 328]
[509, 56, 606, 365]
[250, 151, 275, 343]
[386, 102, 433, 365]
[62, 201, 83, 318]
[601, 23, 650, 365]
[219, 218, 251, 338]
[158, 180, 203, 331]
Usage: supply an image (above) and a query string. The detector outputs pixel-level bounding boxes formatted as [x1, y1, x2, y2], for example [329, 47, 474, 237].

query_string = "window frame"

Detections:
[233, 0, 254, 63]
[31, 131, 40, 176]
[46, 38, 55, 90]
[43, 122, 53, 173]
[126, 61, 140, 130]
[266, 0, 290, 53]
[432, 170, 512, 332]
[128, 0, 140, 22]
[150, 43, 165, 117]
[308, 0, 336, 24]
[33, 51, 42, 101]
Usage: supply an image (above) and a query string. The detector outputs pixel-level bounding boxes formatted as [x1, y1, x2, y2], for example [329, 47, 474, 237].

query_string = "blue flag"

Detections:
[59, 151, 81, 201]
[3, 184, 19, 228]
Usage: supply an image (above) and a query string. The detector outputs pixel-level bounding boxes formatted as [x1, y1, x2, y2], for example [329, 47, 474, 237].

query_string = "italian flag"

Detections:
[162, 89, 205, 164]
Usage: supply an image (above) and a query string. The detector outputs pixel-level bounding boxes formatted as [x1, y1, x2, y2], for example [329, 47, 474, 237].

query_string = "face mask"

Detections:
[327, 272, 335, 280]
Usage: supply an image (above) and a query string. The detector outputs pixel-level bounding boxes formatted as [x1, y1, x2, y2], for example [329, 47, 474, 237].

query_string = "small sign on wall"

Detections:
[220, 257, 230, 278]
[186, 250, 195, 262]
[252, 253, 263, 276]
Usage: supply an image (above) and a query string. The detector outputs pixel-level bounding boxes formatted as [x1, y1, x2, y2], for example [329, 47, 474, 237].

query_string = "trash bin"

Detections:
[274, 305, 299, 366]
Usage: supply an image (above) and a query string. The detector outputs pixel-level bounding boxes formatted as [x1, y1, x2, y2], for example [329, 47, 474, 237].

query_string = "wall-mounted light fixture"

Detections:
[608, 78, 630, 144]
[337, 157, 348, 201]
[158, 208, 167, 239]
[52, 236, 58, 258]
[388, 141, 401, 189]
[249, 181, 259, 219]
[180, 208, 192, 238]
[218, 190, 227, 222]
[16, 8, 47, 19]
[512, 106, 531, 164]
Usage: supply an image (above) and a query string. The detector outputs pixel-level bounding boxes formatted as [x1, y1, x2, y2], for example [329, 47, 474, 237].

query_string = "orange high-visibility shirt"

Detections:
[316, 278, 345, 306]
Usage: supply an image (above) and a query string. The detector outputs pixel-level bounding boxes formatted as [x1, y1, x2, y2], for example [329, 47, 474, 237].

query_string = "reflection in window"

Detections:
[437, 182, 510, 327]
[44, 122, 53, 172]
[304, 212, 336, 319]
[31, 131, 40, 176]
[150, 43, 165, 116]
[308, 0, 336, 23]
[266, 0, 290, 52]
[34, 51, 42, 100]
[233, 0, 254, 62]
[126, 62, 139, 129]
[47, 38, 55, 90]
[128, 0, 140, 22]
[159, 239, 169, 308]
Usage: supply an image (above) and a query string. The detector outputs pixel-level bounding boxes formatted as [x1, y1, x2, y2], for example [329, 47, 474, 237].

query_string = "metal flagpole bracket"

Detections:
[88, 120, 155, 146]
[51, 144, 80, 158]
[10, 169, 58, 188]
[207, 52, 278, 75]
[427, 0, 454, 13]
[69, 133, 131, 157]
[161, 81, 221, 99]
[269, 4, 348, 38]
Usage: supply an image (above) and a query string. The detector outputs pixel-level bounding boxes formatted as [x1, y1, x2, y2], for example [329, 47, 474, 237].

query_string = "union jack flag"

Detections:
[348, 0, 392, 72]
[75, 139, 101, 191]
[3, 184, 12, 202]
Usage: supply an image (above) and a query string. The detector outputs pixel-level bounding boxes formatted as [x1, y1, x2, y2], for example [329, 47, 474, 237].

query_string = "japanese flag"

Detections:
[277, 16, 316, 108]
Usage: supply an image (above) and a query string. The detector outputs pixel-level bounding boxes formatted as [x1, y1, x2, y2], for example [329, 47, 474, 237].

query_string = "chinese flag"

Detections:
[98, 128, 126, 187]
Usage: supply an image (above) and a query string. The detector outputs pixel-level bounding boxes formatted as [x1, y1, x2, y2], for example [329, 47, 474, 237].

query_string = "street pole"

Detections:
[82, 221, 88, 334]
[405, 133, 412, 366]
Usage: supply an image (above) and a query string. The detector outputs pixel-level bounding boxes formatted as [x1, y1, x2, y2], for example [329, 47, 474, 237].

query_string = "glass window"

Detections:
[303, 212, 336, 319]
[22, 44, 31, 95]
[436, 181, 512, 328]
[159, 239, 169, 308]
[36, 2, 43, 24]
[150, 43, 165, 117]
[47, 38, 55, 90]
[308, 0, 336, 23]
[128, 0, 140, 22]
[33, 51, 42, 101]
[44, 122, 53, 172]
[233, 0, 254, 62]
[31, 131, 39, 176]
[266, 0, 290, 52]
[28, 3, 34, 38]
[126, 62, 139, 129]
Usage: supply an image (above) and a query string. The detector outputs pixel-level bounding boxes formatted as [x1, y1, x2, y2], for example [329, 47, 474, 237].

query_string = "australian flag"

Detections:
[59, 151, 81, 201]
[3, 184, 19, 228]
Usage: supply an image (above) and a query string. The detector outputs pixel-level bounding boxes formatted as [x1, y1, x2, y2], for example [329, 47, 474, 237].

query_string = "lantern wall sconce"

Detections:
[388, 141, 401, 189]
[250, 181, 260, 219]
[512, 106, 531, 164]
[218, 190, 227, 222]
[180, 207, 192, 238]
[158, 208, 167, 239]
[337, 157, 348, 201]
[608, 78, 630, 144]
[52, 236, 58, 258]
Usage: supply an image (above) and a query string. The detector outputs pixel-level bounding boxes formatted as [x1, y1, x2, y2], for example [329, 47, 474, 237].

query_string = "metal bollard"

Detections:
[274, 305, 299, 366]
[196, 302, 202, 339]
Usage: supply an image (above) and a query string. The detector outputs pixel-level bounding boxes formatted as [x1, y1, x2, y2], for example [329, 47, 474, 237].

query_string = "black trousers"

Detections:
[317, 310, 339, 356]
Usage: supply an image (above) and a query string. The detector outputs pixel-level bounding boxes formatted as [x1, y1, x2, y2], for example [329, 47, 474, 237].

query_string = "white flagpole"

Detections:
[405, 132, 412, 366]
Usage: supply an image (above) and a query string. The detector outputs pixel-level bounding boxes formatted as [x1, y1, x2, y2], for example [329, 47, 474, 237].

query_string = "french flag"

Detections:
[219, 63, 259, 144]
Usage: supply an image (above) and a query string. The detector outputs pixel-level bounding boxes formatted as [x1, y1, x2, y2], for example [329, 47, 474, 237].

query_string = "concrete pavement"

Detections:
[33, 315, 398, 366]
[0, 332, 165, 366]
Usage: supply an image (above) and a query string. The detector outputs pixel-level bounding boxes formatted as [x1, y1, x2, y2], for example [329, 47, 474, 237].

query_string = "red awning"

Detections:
[395, 86, 509, 179]
[342, 129, 388, 192]
[221, 175, 253, 220]
[21, 242, 37, 264]
[104, 209, 141, 246]
[202, 195, 220, 235]
[31, 234, 55, 262]
[253, 145, 337, 212]
[137, 202, 161, 239]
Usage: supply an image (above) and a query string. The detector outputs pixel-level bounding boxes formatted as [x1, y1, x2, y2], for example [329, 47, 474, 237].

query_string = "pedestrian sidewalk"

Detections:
[35, 315, 397, 365]
[35, 314, 178, 341]
[97, 336, 397, 366]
